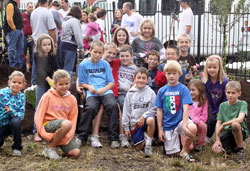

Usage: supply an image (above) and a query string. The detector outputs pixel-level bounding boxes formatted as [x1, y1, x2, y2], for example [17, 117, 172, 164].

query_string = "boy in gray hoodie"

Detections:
[122, 67, 156, 157]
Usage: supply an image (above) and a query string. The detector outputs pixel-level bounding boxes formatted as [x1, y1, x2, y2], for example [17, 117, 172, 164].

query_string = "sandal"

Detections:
[182, 154, 196, 162]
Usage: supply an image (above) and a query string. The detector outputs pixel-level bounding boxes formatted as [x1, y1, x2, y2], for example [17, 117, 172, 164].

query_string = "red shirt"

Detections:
[22, 12, 32, 36]
[109, 59, 120, 97]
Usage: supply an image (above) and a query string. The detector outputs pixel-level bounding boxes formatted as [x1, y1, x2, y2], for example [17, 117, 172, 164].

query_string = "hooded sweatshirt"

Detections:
[61, 16, 84, 50]
[85, 21, 101, 37]
[122, 85, 157, 132]
[35, 89, 78, 145]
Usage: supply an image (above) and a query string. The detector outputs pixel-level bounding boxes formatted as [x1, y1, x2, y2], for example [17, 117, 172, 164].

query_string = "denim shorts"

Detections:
[45, 120, 80, 153]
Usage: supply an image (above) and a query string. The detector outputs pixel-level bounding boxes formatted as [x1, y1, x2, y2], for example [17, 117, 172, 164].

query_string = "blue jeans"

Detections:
[23, 35, 34, 69]
[118, 94, 126, 112]
[33, 86, 49, 134]
[31, 55, 36, 85]
[61, 48, 77, 79]
[6, 29, 25, 69]
[0, 117, 22, 150]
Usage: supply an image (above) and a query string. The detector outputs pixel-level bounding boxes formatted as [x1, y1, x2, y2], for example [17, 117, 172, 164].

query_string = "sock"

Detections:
[145, 137, 153, 146]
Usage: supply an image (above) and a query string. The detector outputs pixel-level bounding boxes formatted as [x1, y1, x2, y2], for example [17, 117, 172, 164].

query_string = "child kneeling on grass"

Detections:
[212, 81, 249, 163]
[122, 67, 157, 157]
[156, 60, 197, 162]
[35, 70, 80, 160]
[0, 71, 26, 156]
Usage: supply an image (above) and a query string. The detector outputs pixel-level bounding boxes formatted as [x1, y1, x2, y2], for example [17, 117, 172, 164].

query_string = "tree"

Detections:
[210, 0, 250, 65]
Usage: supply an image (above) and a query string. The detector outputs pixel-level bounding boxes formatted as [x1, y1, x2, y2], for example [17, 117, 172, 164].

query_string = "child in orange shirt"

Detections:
[35, 69, 80, 160]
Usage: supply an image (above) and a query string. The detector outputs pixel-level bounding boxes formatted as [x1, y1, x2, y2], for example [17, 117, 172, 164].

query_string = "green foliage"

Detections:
[25, 89, 36, 108]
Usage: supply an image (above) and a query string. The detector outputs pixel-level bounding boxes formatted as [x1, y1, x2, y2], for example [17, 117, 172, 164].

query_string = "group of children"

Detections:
[0, 31, 248, 163]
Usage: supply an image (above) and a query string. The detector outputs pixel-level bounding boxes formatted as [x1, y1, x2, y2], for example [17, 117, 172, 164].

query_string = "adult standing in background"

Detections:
[175, 0, 194, 41]
[22, 2, 34, 71]
[121, 2, 143, 44]
[110, 9, 123, 35]
[59, 0, 70, 19]
[3, 0, 24, 70]
[30, 0, 56, 86]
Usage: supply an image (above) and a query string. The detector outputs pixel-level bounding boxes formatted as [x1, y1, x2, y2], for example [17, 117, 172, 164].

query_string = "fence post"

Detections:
[197, 0, 202, 63]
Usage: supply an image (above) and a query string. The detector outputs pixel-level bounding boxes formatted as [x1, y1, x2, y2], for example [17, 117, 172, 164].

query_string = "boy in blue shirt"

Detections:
[77, 40, 120, 148]
[156, 60, 197, 162]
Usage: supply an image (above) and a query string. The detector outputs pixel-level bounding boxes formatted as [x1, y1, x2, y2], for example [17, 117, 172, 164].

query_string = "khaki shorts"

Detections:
[45, 120, 80, 153]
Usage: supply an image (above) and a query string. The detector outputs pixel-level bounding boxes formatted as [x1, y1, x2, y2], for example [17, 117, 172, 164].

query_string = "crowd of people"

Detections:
[0, 0, 248, 165]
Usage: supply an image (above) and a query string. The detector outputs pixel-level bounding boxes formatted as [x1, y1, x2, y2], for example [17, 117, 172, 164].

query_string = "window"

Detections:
[189, 0, 205, 15]
[118, 0, 135, 9]
[139, 0, 157, 16]
[161, 0, 180, 15]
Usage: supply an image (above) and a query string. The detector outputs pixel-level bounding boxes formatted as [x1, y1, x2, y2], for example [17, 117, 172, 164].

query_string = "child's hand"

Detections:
[96, 88, 106, 96]
[88, 86, 96, 94]
[76, 86, 83, 94]
[125, 131, 131, 138]
[158, 130, 166, 142]
[212, 140, 223, 153]
[185, 74, 192, 80]
[138, 117, 145, 127]
[5, 106, 10, 112]
[182, 126, 195, 139]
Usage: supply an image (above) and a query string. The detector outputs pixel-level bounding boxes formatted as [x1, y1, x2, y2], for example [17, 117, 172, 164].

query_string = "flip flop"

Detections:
[182, 154, 196, 163]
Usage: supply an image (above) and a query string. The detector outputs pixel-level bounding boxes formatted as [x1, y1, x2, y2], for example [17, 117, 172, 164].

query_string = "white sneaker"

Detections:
[110, 141, 120, 148]
[205, 136, 212, 143]
[12, 149, 21, 156]
[42, 147, 61, 160]
[119, 134, 130, 148]
[144, 145, 152, 157]
[90, 135, 102, 148]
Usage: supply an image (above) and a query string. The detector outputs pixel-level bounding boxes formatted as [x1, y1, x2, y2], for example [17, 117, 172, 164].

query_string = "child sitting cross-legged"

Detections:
[212, 81, 249, 163]
[156, 60, 197, 162]
[122, 67, 157, 157]
[35, 70, 80, 160]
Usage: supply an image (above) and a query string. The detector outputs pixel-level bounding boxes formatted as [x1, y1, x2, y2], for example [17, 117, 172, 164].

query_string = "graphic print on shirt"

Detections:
[210, 88, 223, 103]
[165, 91, 180, 114]
[133, 96, 149, 109]
[179, 60, 189, 71]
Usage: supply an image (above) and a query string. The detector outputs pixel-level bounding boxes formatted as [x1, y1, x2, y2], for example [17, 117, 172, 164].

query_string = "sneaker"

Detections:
[75, 137, 83, 146]
[236, 149, 245, 163]
[194, 146, 205, 152]
[90, 135, 103, 148]
[205, 136, 211, 143]
[42, 147, 61, 160]
[110, 141, 120, 148]
[12, 150, 21, 156]
[144, 145, 152, 157]
[119, 134, 130, 148]
[34, 133, 42, 142]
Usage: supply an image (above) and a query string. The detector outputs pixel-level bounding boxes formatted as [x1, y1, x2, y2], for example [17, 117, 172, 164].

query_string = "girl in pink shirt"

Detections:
[187, 79, 208, 151]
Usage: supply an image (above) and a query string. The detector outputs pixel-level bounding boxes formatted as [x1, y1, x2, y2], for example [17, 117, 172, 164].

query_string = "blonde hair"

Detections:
[34, 34, 56, 57]
[104, 42, 117, 51]
[9, 70, 26, 82]
[90, 40, 104, 51]
[188, 79, 207, 106]
[177, 33, 191, 42]
[203, 55, 227, 84]
[164, 60, 182, 75]
[88, 13, 97, 21]
[53, 69, 70, 83]
[140, 18, 155, 37]
[226, 81, 241, 92]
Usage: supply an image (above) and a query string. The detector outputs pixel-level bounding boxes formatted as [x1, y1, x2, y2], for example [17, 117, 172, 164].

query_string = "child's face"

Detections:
[115, 10, 122, 19]
[189, 85, 199, 101]
[165, 71, 180, 86]
[207, 60, 220, 79]
[120, 51, 132, 66]
[134, 72, 149, 89]
[146, 55, 159, 70]
[82, 12, 88, 22]
[178, 37, 191, 52]
[142, 22, 153, 38]
[8, 76, 25, 95]
[54, 77, 70, 96]
[117, 30, 127, 45]
[226, 87, 241, 105]
[103, 47, 117, 62]
[165, 48, 179, 61]
[41, 38, 52, 55]
[90, 46, 104, 63]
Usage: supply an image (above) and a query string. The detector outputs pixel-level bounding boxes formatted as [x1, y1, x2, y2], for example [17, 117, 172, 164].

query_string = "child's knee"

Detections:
[135, 142, 144, 151]
[188, 122, 197, 133]
[67, 148, 80, 158]
[146, 117, 155, 127]
[10, 117, 21, 128]
[61, 120, 72, 131]
[231, 122, 241, 132]
[198, 121, 207, 131]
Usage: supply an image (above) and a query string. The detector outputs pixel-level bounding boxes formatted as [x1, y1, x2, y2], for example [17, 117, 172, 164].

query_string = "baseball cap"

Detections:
[52, 0, 61, 6]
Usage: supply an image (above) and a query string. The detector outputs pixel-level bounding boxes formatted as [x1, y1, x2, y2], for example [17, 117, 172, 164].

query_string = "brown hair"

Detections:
[119, 44, 132, 55]
[88, 13, 97, 21]
[147, 50, 160, 61]
[115, 9, 123, 20]
[112, 27, 130, 46]
[53, 69, 70, 83]
[67, 6, 82, 20]
[188, 79, 207, 106]
[166, 45, 180, 56]
[135, 67, 149, 78]
[97, 9, 106, 18]
[34, 34, 56, 57]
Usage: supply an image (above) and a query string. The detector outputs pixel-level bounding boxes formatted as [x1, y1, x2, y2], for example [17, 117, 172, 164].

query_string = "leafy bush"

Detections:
[24, 85, 36, 108]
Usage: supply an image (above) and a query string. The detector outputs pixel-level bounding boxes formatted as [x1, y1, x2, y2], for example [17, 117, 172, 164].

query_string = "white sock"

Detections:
[145, 137, 152, 146]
